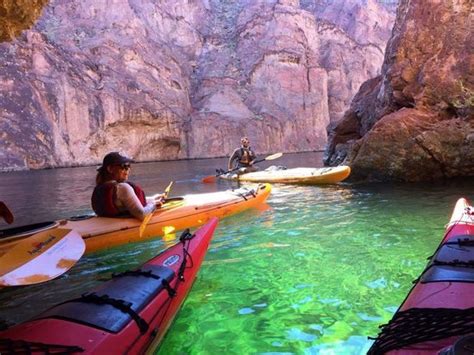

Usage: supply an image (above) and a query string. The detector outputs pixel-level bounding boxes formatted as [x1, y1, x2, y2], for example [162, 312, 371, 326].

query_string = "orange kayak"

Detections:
[0, 184, 271, 254]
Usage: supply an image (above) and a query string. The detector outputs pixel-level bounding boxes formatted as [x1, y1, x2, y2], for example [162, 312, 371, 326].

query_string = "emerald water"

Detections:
[0, 152, 472, 354]
[157, 181, 473, 354]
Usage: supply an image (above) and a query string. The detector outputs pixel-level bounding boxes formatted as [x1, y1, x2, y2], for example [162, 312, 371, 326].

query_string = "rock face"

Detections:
[0, 0, 48, 42]
[0, 0, 395, 170]
[303, 0, 397, 122]
[325, 0, 474, 181]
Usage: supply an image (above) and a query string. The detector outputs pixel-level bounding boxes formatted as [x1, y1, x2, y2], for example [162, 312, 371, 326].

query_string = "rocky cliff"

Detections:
[0, 0, 395, 170]
[325, 0, 473, 181]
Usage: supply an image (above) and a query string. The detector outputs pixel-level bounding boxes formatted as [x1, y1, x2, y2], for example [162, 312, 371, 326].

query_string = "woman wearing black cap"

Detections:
[91, 152, 164, 220]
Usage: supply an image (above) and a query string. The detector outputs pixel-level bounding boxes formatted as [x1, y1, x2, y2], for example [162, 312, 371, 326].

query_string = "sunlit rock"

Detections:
[0, 0, 48, 42]
[325, 0, 473, 181]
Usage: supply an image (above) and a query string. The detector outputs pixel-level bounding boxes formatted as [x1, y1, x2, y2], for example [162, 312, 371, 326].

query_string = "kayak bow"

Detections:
[368, 197, 474, 354]
[0, 218, 219, 353]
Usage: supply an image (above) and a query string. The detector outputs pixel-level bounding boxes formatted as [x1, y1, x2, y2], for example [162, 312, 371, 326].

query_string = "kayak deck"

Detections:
[368, 197, 474, 354]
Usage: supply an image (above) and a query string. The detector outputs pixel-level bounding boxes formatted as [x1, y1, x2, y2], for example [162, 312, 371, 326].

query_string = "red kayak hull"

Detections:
[369, 198, 474, 354]
[0, 218, 218, 354]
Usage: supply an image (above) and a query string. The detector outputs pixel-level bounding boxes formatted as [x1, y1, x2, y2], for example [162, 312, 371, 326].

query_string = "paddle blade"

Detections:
[164, 181, 174, 197]
[202, 175, 217, 183]
[0, 228, 85, 287]
[265, 152, 283, 161]
[139, 212, 153, 238]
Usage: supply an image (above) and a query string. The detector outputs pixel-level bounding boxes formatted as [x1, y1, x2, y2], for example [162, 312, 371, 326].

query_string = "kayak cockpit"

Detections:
[0, 221, 59, 241]
[38, 265, 175, 333]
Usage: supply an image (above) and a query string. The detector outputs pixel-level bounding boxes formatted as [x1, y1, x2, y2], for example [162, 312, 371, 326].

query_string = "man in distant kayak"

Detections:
[0, 201, 14, 224]
[227, 137, 258, 174]
[91, 152, 165, 221]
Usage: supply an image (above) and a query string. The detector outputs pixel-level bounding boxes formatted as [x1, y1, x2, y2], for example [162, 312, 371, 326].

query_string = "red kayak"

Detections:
[368, 198, 474, 354]
[0, 217, 218, 354]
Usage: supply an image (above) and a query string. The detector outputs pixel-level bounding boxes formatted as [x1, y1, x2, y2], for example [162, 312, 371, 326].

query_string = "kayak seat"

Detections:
[421, 234, 474, 283]
[37, 265, 175, 333]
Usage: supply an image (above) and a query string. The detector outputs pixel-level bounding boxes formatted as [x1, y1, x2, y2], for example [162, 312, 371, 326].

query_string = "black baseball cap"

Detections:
[97, 152, 134, 171]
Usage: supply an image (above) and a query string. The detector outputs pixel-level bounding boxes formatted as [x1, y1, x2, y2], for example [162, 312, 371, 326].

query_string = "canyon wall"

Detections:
[0, 0, 395, 170]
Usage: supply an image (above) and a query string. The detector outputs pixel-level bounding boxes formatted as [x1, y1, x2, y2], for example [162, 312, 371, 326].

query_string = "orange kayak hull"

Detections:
[0, 184, 271, 254]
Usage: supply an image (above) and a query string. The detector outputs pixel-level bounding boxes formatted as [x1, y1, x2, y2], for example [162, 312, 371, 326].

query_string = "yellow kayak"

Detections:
[221, 166, 351, 185]
[0, 184, 271, 254]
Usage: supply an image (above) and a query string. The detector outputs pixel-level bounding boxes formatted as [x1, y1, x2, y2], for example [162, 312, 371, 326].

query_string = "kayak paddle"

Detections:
[163, 181, 174, 199]
[139, 181, 174, 238]
[0, 201, 14, 224]
[202, 152, 283, 183]
[0, 228, 85, 287]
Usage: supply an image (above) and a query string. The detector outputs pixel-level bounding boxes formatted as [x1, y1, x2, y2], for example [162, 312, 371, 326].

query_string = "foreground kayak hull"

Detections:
[368, 198, 474, 354]
[220, 166, 351, 184]
[0, 218, 218, 354]
[0, 184, 270, 254]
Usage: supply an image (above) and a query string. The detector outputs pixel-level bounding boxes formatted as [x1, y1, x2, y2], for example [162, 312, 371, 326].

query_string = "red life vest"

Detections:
[91, 181, 147, 217]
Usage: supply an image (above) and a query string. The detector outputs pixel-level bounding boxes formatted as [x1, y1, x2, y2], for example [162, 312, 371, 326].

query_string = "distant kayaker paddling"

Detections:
[91, 152, 165, 221]
[227, 136, 258, 174]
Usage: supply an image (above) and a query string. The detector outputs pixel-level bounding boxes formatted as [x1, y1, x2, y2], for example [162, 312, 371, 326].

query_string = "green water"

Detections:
[156, 182, 472, 354]
[0, 152, 472, 354]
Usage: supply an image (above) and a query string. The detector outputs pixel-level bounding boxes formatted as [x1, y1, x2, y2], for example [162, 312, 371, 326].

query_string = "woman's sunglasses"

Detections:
[118, 164, 131, 170]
